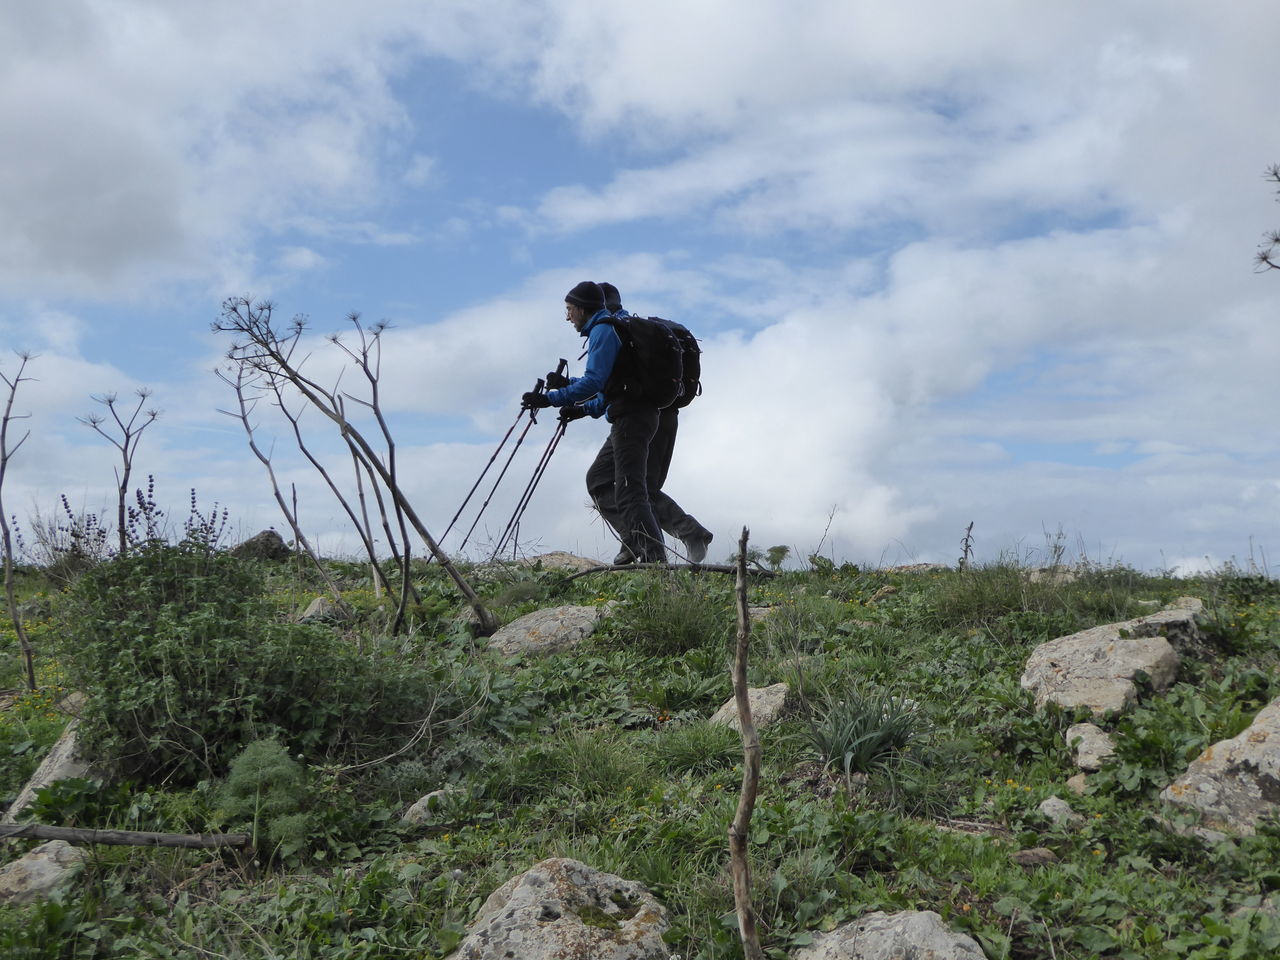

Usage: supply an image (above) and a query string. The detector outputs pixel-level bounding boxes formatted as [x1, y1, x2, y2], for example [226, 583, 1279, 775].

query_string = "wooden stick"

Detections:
[0, 823, 250, 849]
[555, 560, 776, 585]
[729, 526, 765, 960]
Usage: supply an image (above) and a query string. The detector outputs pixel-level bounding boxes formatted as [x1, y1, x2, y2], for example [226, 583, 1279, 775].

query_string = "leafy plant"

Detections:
[806, 687, 919, 788]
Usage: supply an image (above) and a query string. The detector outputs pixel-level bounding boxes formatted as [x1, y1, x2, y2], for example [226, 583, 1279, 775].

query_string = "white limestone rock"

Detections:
[1160, 697, 1280, 835]
[3, 720, 91, 823]
[0, 841, 88, 905]
[450, 857, 669, 960]
[792, 910, 986, 960]
[1039, 796, 1086, 829]
[518, 551, 602, 573]
[486, 603, 616, 657]
[709, 683, 792, 731]
[1065, 722, 1117, 772]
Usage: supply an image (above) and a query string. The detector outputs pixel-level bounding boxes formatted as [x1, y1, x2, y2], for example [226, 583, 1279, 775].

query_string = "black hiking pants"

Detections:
[585, 407, 665, 563]
[647, 407, 709, 543]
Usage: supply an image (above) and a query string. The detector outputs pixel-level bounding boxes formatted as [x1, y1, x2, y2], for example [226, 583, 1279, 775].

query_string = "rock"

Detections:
[518, 551, 602, 573]
[1066, 722, 1116, 772]
[792, 909, 985, 960]
[1010, 847, 1059, 867]
[869, 585, 898, 602]
[0, 841, 88, 905]
[709, 683, 791, 731]
[299, 596, 347, 622]
[451, 857, 669, 960]
[3, 720, 91, 823]
[1039, 796, 1085, 828]
[1019, 600, 1192, 716]
[747, 605, 775, 622]
[486, 604, 616, 657]
[886, 563, 950, 574]
[1066, 773, 1089, 795]
[229, 529, 292, 562]
[1027, 566, 1078, 584]
[1127, 596, 1204, 654]
[403, 786, 464, 825]
[1160, 696, 1280, 835]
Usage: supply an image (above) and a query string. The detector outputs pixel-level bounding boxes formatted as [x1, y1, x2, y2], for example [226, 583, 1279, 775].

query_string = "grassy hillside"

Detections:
[2, 542, 1279, 959]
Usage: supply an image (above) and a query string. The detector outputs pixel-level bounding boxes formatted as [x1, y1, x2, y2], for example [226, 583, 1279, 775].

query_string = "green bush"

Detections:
[613, 571, 731, 656]
[58, 537, 460, 784]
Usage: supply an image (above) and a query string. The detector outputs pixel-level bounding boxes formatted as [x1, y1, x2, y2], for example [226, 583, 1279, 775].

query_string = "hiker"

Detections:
[596, 282, 713, 564]
[521, 281, 666, 564]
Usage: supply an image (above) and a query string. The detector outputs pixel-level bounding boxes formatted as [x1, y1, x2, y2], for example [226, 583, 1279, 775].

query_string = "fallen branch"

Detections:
[0, 823, 250, 849]
[729, 526, 765, 960]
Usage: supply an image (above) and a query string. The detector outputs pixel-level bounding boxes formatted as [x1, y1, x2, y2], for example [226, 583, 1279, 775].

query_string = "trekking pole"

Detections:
[491, 410, 571, 561]
[440, 407, 527, 544]
[455, 360, 566, 554]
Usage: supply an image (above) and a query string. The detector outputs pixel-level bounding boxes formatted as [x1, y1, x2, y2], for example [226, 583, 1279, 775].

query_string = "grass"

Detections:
[1, 556, 1280, 958]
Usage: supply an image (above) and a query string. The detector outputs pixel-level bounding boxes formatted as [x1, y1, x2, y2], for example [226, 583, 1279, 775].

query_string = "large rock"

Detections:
[230, 529, 292, 562]
[1065, 722, 1116, 772]
[450, 857, 669, 960]
[1160, 697, 1280, 835]
[518, 552, 602, 573]
[0, 841, 88, 905]
[1018, 599, 1200, 715]
[792, 910, 985, 959]
[709, 683, 791, 731]
[486, 604, 615, 657]
[3, 720, 91, 823]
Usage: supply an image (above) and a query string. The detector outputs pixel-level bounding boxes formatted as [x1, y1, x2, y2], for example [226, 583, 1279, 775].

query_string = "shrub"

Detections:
[59, 536, 460, 784]
[806, 687, 919, 787]
[613, 571, 731, 656]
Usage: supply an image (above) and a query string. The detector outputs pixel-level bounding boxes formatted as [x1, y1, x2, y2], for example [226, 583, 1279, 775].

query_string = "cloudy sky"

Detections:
[1, 0, 1277, 572]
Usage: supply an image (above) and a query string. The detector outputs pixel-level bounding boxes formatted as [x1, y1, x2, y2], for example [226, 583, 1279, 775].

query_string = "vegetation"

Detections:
[3, 531, 1280, 959]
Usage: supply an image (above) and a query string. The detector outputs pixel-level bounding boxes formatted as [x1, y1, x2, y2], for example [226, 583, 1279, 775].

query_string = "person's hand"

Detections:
[559, 405, 588, 422]
[545, 370, 570, 389]
[521, 391, 551, 409]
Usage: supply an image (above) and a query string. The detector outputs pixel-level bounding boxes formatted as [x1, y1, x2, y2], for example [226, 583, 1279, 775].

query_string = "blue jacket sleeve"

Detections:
[546, 320, 621, 407]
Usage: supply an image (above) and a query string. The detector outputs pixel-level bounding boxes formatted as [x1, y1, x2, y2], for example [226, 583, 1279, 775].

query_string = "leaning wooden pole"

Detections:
[0, 823, 250, 849]
[729, 526, 765, 960]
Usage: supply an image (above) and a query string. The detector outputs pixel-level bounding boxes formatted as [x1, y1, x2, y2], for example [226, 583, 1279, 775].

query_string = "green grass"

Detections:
[2, 555, 1280, 958]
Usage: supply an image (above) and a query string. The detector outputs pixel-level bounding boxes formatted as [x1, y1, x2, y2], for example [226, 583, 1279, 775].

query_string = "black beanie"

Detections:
[598, 282, 622, 313]
[564, 280, 605, 312]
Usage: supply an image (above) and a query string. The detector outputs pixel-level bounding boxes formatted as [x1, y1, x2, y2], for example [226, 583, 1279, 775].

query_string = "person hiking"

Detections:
[521, 281, 666, 564]
[595, 282, 713, 564]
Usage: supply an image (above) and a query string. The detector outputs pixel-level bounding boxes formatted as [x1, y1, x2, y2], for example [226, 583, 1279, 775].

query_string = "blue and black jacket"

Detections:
[546, 308, 628, 420]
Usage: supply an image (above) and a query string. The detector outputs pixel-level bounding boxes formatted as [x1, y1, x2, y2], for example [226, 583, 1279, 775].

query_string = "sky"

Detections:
[1, 0, 1277, 573]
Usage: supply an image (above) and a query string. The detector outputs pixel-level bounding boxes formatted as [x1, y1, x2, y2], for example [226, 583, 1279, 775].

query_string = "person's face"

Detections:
[565, 302, 588, 332]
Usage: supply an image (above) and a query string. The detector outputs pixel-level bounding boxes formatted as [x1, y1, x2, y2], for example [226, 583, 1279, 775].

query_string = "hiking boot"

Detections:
[613, 548, 635, 566]
[682, 529, 713, 564]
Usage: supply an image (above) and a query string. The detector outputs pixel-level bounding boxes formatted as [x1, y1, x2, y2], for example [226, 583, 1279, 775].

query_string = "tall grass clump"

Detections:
[613, 570, 731, 656]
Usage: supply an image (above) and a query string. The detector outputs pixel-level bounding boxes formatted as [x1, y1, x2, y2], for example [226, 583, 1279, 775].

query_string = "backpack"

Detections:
[663, 319, 702, 409]
[600, 314, 693, 409]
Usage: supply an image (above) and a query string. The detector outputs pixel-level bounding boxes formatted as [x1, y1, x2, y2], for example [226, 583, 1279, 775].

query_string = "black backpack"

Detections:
[664, 319, 701, 409]
[601, 314, 697, 409]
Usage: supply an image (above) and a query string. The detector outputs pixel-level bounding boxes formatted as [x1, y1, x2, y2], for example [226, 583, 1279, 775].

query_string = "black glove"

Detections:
[521, 391, 551, 409]
[545, 370, 570, 389]
[559, 405, 589, 422]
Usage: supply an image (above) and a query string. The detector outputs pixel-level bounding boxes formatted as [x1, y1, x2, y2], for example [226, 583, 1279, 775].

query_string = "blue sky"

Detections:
[1, 1, 1277, 572]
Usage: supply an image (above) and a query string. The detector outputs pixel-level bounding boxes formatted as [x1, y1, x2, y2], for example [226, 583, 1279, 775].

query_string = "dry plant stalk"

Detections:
[729, 525, 765, 960]
[0, 355, 35, 690]
[77, 389, 159, 553]
[215, 298, 497, 635]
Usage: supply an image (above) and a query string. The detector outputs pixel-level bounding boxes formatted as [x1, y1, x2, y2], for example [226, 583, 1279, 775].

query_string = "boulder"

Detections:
[792, 910, 985, 960]
[518, 552, 602, 573]
[1065, 722, 1116, 772]
[230, 529, 292, 562]
[1018, 600, 1201, 716]
[1160, 697, 1280, 835]
[3, 720, 91, 823]
[486, 604, 616, 658]
[709, 683, 791, 731]
[451, 857, 669, 960]
[0, 841, 88, 905]
[402, 785, 464, 825]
